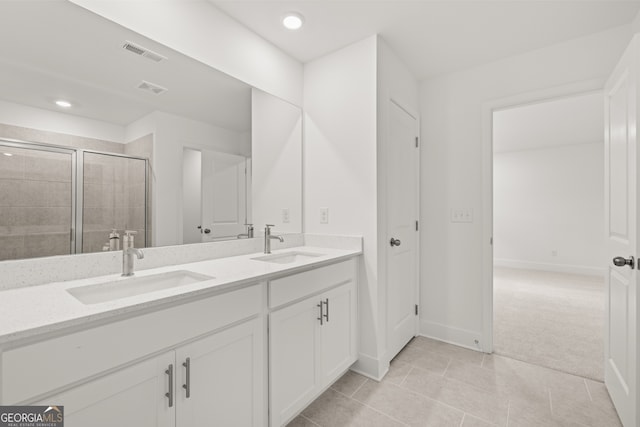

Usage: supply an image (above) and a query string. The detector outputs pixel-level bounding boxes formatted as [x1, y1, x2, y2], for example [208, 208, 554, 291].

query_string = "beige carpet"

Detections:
[493, 267, 604, 381]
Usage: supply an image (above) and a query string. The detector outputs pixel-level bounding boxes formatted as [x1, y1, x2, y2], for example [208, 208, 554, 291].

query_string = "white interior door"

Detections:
[604, 34, 639, 427]
[201, 151, 248, 240]
[386, 100, 419, 360]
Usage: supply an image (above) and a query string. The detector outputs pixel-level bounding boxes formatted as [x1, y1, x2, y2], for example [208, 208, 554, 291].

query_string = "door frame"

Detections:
[480, 79, 606, 352]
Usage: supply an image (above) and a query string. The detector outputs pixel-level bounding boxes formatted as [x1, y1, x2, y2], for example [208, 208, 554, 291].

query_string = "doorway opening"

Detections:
[491, 91, 605, 380]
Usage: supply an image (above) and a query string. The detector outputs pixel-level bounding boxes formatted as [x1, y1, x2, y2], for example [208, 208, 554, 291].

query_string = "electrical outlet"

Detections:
[282, 208, 290, 223]
[320, 207, 329, 224]
[551, 250, 558, 257]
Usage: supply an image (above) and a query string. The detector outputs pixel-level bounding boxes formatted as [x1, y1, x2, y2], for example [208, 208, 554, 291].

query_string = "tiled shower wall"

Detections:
[0, 146, 72, 260]
[0, 124, 153, 260]
[82, 153, 147, 253]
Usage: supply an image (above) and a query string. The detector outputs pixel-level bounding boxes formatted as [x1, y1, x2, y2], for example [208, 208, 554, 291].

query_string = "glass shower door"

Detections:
[0, 142, 75, 261]
[81, 152, 147, 253]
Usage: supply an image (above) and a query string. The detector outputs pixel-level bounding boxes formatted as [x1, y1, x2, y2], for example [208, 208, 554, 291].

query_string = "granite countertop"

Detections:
[0, 245, 361, 346]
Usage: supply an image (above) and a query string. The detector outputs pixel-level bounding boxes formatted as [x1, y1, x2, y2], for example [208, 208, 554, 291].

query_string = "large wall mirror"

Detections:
[0, 1, 302, 261]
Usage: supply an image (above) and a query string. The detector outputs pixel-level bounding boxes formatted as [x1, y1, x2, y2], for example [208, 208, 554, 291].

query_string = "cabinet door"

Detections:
[176, 317, 265, 427]
[320, 282, 357, 385]
[270, 295, 322, 426]
[38, 352, 175, 427]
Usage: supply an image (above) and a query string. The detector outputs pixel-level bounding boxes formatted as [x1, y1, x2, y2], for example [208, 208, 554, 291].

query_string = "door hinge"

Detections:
[415, 304, 419, 315]
[415, 137, 419, 148]
[490, 237, 493, 245]
[415, 220, 419, 231]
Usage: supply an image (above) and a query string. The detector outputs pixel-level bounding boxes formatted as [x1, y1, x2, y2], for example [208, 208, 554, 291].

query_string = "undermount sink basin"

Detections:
[252, 251, 324, 264]
[67, 270, 215, 305]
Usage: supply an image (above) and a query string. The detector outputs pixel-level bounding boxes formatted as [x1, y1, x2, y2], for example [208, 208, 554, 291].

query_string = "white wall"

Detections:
[251, 89, 302, 234]
[127, 111, 249, 247]
[494, 142, 604, 275]
[304, 36, 380, 375]
[304, 35, 418, 378]
[0, 99, 125, 143]
[69, 0, 303, 106]
[419, 25, 631, 350]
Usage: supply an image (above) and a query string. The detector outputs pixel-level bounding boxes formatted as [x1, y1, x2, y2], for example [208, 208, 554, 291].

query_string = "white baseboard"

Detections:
[420, 320, 486, 352]
[352, 353, 389, 381]
[494, 258, 605, 277]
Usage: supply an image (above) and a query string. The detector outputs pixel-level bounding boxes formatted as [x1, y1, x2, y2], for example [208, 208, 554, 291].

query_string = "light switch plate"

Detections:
[451, 208, 473, 223]
[282, 208, 290, 223]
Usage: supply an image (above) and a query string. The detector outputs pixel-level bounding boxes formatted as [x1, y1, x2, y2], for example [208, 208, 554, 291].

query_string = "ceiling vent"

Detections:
[122, 41, 167, 62]
[137, 80, 168, 95]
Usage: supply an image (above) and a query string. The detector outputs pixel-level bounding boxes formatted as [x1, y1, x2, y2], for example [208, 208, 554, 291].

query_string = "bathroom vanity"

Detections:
[0, 242, 360, 427]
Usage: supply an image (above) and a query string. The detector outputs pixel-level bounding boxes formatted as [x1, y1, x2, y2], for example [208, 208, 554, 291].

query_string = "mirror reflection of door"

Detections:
[182, 148, 250, 244]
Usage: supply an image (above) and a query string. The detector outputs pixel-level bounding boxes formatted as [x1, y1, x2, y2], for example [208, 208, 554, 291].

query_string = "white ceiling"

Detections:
[212, 0, 640, 80]
[0, 1, 251, 131]
[493, 92, 604, 153]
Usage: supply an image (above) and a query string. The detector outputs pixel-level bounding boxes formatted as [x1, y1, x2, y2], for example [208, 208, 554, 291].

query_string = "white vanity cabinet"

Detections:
[269, 259, 358, 426]
[0, 253, 361, 427]
[38, 351, 176, 427]
[39, 317, 264, 427]
[3, 284, 265, 427]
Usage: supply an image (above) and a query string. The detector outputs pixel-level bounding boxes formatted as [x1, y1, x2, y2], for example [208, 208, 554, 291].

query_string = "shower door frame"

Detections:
[0, 138, 78, 255]
[79, 150, 149, 252]
[0, 137, 149, 256]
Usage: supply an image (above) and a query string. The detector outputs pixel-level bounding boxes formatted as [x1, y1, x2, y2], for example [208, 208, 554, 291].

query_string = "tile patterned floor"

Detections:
[286, 337, 621, 427]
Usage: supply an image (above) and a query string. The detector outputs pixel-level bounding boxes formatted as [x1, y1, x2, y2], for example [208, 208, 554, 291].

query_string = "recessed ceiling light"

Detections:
[282, 12, 304, 30]
[55, 100, 72, 108]
[3, 153, 13, 157]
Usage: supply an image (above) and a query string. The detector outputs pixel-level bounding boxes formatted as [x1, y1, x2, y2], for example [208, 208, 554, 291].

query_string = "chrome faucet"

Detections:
[122, 230, 144, 276]
[264, 224, 284, 254]
[237, 223, 254, 239]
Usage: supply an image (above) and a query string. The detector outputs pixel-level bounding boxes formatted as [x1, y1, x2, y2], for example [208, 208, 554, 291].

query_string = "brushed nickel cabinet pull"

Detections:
[165, 364, 174, 407]
[317, 301, 323, 325]
[182, 357, 191, 398]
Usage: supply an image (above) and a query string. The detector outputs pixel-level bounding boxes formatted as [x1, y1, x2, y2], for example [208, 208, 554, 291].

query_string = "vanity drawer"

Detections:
[269, 259, 356, 309]
[1, 283, 262, 404]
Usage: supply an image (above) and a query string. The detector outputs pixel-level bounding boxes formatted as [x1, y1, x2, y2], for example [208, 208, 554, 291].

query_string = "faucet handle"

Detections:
[265, 224, 275, 228]
[124, 230, 138, 236]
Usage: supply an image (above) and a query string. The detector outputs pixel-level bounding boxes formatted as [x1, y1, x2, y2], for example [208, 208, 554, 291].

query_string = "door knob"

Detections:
[613, 256, 635, 269]
[203, 228, 211, 234]
[390, 238, 401, 247]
